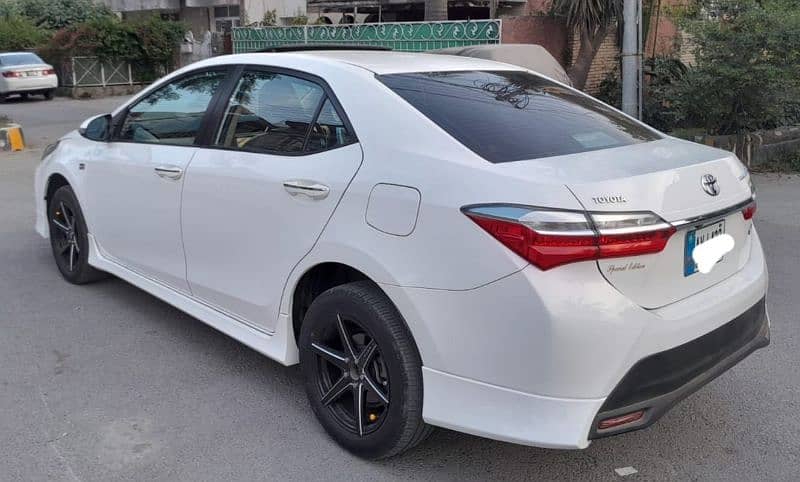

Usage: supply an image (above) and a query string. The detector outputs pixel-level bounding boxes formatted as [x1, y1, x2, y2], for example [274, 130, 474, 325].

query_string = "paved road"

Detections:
[1, 97, 799, 481]
[1, 95, 129, 149]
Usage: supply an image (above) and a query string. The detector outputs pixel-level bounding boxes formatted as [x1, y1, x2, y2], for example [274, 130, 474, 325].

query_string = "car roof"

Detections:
[207, 50, 527, 75]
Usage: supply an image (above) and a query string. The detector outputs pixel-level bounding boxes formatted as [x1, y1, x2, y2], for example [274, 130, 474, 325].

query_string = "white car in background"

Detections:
[34, 48, 769, 459]
[0, 52, 58, 102]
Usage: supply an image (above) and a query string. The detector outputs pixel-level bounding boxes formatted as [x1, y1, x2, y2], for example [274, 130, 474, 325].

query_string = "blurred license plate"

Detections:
[25, 71, 41, 77]
[684, 220, 726, 276]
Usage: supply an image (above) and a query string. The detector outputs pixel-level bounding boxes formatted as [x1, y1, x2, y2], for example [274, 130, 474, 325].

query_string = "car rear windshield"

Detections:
[0, 53, 45, 66]
[378, 70, 660, 163]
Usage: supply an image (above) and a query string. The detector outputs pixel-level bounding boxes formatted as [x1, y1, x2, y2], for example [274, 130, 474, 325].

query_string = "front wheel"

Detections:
[48, 185, 106, 284]
[299, 281, 432, 459]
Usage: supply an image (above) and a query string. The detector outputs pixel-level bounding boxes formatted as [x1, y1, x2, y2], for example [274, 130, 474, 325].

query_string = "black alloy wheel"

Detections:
[51, 199, 80, 273]
[48, 185, 106, 284]
[300, 281, 431, 459]
[310, 313, 391, 437]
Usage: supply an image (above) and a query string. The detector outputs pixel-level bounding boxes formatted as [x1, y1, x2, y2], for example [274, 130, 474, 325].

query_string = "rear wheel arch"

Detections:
[291, 262, 372, 342]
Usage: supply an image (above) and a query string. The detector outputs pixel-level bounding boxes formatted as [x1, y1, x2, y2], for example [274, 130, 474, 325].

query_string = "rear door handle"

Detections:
[283, 180, 330, 200]
[154, 165, 183, 180]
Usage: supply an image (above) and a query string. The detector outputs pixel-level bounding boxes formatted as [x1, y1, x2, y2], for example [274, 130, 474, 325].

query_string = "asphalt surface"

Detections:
[1, 97, 799, 481]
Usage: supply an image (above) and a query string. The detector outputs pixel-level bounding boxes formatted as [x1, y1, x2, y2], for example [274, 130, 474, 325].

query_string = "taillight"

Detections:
[742, 200, 756, 220]
[43, 68, 55, 75]
[463, 205, 676, 270]
[2, 71, 22, 78]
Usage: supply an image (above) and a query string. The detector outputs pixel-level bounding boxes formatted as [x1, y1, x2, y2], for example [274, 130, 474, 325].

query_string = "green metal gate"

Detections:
[232, 20, 502, 54]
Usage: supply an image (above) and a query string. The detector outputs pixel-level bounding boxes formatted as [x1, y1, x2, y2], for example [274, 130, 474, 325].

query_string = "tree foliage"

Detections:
[39, 15, 186, 79]
[596, 56, 688, 132]
[11, 0, 114, 30]
[0, 13, 49, 49]
[672, 0, 800, 134]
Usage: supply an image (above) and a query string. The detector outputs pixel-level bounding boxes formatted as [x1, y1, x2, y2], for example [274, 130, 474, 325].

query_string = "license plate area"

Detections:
[684, 219, 726, 276]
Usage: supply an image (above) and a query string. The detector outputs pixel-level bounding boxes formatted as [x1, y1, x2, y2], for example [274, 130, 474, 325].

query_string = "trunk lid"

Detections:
[496, 138, 755, 309]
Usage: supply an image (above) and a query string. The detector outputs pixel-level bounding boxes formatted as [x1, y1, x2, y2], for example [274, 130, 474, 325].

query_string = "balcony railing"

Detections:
[232, 19, 502, 53]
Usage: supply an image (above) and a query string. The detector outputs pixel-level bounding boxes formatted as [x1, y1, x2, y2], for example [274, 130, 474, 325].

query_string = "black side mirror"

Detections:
[79, 114, 112, 142]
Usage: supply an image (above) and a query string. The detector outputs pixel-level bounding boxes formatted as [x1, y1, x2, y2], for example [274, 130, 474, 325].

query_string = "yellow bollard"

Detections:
[0, 124, 25, 151]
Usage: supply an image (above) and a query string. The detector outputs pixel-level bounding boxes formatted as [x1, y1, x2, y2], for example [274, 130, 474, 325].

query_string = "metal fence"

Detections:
[232, 19, 502, 54]
[62, 57, 135, 87]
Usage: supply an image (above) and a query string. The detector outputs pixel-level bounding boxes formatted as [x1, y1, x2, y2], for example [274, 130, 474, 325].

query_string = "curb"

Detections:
[0, 123, 26, 151]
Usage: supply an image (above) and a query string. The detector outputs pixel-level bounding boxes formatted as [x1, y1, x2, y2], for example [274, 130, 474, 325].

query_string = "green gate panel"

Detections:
[232, 20, 502, 54]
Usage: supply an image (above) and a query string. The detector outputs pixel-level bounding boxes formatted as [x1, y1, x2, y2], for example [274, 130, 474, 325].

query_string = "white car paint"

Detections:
[34, 51, 768, 451]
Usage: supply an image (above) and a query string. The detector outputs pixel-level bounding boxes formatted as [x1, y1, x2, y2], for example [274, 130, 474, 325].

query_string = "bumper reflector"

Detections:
[598, 410, 645, 430]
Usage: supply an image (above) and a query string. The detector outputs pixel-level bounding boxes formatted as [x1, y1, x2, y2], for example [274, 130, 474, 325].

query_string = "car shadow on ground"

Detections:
[1, 94, 52, 104]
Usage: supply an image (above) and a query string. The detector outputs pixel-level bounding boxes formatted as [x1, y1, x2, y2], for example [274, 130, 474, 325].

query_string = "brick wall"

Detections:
[570, 27, 619, 93]
[501, 16, 569, 65]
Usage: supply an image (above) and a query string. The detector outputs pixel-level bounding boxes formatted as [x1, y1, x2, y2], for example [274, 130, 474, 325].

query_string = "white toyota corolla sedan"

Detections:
[34, 48, 769, 459]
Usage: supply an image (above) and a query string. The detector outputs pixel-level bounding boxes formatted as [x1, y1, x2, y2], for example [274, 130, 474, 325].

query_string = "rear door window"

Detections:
[378, 70, 660, 163]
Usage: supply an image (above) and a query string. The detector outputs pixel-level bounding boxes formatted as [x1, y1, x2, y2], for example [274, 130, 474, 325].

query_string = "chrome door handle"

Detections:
[154, 165, 183, 180]
[283, 180, 330, 200]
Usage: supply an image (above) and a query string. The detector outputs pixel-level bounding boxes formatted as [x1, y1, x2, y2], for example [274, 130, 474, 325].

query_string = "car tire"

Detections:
[0, 93, 6, 103]
[44, 90, 54, 100]
[299, 281, 432, 459]
[48, 185, 107, 284]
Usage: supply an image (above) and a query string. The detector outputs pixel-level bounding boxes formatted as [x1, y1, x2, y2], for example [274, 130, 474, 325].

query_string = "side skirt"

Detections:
[86, 233, 300, 366]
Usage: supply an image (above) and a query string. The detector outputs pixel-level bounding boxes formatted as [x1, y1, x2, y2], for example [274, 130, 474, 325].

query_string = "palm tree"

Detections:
[425, 0, 448, 21]
[556, 0, 623, 90]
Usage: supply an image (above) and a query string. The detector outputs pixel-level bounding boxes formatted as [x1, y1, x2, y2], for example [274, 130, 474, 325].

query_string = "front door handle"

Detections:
[283, 180, 330, 200]
[154, 165, 183, 180]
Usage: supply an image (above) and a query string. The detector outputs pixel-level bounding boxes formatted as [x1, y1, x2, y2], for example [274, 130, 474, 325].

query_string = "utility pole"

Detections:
[621, 0, 642, 118]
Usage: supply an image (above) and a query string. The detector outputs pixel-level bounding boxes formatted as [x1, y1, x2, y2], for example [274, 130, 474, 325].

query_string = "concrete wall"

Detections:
[500, 16, 568, 65]
[104, 0, 179, 12]
[242, 0, 307, 24]
[182, 7, 212, 36]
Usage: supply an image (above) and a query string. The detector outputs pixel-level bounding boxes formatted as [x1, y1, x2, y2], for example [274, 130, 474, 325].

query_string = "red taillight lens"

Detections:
[468, 215, 598, 270]
[2, 71, 21, 78]
[464, 206, 675, 270]
[597, 227, 676, 258]
[43, 68, 55, 75]
[742, 200, 756, 220]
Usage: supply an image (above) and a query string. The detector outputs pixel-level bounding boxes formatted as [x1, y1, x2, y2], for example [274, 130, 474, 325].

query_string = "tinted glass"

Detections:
[216, 71, 324, 154]
[306, 99, 356, 152]
[118, 70, 226, 145]
[379, 71, 659, 163]
[0, 53, 45, 66]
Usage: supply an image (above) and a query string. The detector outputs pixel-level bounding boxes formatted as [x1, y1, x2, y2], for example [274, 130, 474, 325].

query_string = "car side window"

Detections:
[117, 70, 227, 145]
[215, 70, 354, 154]
[305, 99, 356, 153]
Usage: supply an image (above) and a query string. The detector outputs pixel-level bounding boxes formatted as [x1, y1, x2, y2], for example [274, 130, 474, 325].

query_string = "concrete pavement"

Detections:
[1, 97, 798, 481]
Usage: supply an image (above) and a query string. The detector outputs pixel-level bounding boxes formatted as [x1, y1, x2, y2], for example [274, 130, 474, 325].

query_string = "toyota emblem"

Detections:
[701, 174, 720, 196]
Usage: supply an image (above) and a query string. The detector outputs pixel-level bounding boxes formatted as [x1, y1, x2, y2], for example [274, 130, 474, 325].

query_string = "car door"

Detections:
[83, 68, 231, 294]
[181, 67, 362, 332]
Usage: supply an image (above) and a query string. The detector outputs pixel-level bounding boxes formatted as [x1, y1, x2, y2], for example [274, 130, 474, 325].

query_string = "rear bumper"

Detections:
[589, 297, 769, 439]
[383, 228, 768, 449]
[0, 76, 57, 94]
